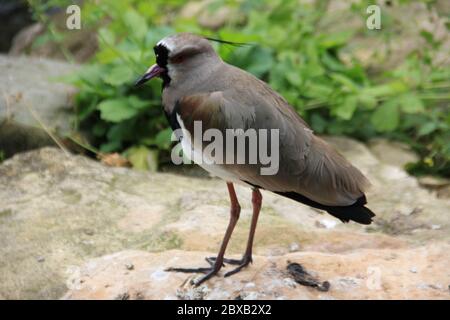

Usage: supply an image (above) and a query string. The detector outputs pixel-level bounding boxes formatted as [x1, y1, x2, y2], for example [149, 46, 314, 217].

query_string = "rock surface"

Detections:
[368, 138, 419, 168]
[0, 143, 449, 299]
[62, 245, 450, 300]
[0, 54, 78, 157]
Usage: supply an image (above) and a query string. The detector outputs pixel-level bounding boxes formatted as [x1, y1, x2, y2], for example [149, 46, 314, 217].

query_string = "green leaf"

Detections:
[123, 9, 147, 40]
[98, 99, 138, 122]
[319, 30, 354, 48]
[247, 47, 274, 77]
[334, 96, 357, 120]
[330, 73, 359, 92]
[398, 94, 425, 114]
[126, 145, 150, 170]
[357, 93, 377, 109]
[420, 30, 433, 43]
[286, 70, 302, 87]
[299, 62, 325, 78]
[100, 140, 122, 153]
[302, 82, 333, 98]
[230, 46, 274, 77]
[107, 122, 133, 141]
[269, 59, 291, 90]
[125, 146, 158, 171]
[154, 127, 173, 150]
[96, 47, 119, 64]
[128, 95, 150, 109]
[321, 51, 346, 72]
[98, 28, 115, 46]
[371, 100, 399, 132]
[310, 113, 327, 133]
[102, 64, 134, 86]
[145, 26, 174, 48]
[418, 122, 437, 136]
[363, 81, 408, 97]
[77, 99, 98, 121]
[78, 64, 103, 86]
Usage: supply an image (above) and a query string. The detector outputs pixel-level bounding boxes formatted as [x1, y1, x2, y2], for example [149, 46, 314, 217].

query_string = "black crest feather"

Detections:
[205, 37, 250, 47]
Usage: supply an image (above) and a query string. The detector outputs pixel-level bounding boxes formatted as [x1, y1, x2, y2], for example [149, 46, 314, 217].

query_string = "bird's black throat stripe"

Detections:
[154, 44, 171, 88]
[164, 100, 181, 133]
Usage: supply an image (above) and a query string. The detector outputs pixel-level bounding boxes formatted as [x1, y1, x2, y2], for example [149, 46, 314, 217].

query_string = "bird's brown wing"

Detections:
[175, 85, 370, 207]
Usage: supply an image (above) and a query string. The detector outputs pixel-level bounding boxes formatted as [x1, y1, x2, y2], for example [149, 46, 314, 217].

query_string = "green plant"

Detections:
[29, 0, 450, 176]
[62, 0, 186, 168]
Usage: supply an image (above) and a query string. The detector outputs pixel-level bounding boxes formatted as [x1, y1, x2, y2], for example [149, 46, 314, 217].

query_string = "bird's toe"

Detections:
[192, 268, 221, 286]
[205, 256, 225, 267]
[207, 256, 244, 265]
[165, 266, 212, 274]
[224, 255, 253, 277]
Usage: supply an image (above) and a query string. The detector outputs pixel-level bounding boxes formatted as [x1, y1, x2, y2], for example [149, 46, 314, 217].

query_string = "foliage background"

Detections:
[29, 0, 450, 177]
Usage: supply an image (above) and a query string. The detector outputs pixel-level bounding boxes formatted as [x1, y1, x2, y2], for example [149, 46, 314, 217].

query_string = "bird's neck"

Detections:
[162, 60, 225, 115]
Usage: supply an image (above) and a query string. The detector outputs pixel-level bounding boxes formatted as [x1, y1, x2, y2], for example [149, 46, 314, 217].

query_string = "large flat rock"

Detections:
[0, 144, 449, 299]
[62, 245, 450, 300]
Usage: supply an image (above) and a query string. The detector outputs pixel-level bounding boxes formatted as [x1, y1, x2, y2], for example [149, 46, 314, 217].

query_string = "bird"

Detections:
[135, 33, 375, 286]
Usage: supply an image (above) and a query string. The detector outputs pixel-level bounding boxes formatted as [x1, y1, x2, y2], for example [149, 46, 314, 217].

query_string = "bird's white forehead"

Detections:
[156, 38, 175, 51]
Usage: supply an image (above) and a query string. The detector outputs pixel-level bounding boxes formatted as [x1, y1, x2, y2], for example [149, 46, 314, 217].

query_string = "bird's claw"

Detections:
[165, 266, 221, 287]
[224, 255, 253, 277]
[207, 255, 253, 277]
[166, 255, 253, 285]
[165, 258, 225, 286]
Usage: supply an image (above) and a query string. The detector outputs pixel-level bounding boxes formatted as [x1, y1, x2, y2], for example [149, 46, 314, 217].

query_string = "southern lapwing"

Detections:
[135, 33, 375, 285]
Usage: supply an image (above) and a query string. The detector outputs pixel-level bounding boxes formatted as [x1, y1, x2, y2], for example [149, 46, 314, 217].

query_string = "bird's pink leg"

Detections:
[207, 188, 262, 276]
[223, 188, 262, 276]
[166, 182, 241, 286]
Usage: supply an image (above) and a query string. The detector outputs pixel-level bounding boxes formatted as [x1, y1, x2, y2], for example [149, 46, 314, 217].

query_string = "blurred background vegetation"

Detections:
[23, 0, 450, 177]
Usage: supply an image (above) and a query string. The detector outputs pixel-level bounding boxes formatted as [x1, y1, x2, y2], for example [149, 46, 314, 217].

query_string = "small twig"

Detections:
[1, 90, 11, 119]
[66, 135, 100, 155]
[23, 99, 70, 156]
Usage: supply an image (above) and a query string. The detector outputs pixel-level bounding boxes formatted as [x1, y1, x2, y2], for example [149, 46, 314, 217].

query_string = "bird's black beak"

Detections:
[134, 64, 165, 86]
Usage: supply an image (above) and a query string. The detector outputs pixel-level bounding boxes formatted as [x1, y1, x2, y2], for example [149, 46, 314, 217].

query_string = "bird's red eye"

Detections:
[171, 54, 186, 64]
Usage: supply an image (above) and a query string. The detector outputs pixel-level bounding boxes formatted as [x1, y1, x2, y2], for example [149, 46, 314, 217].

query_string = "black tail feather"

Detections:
[325, 203, 375, 225]
[274, 191, 375, 225]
